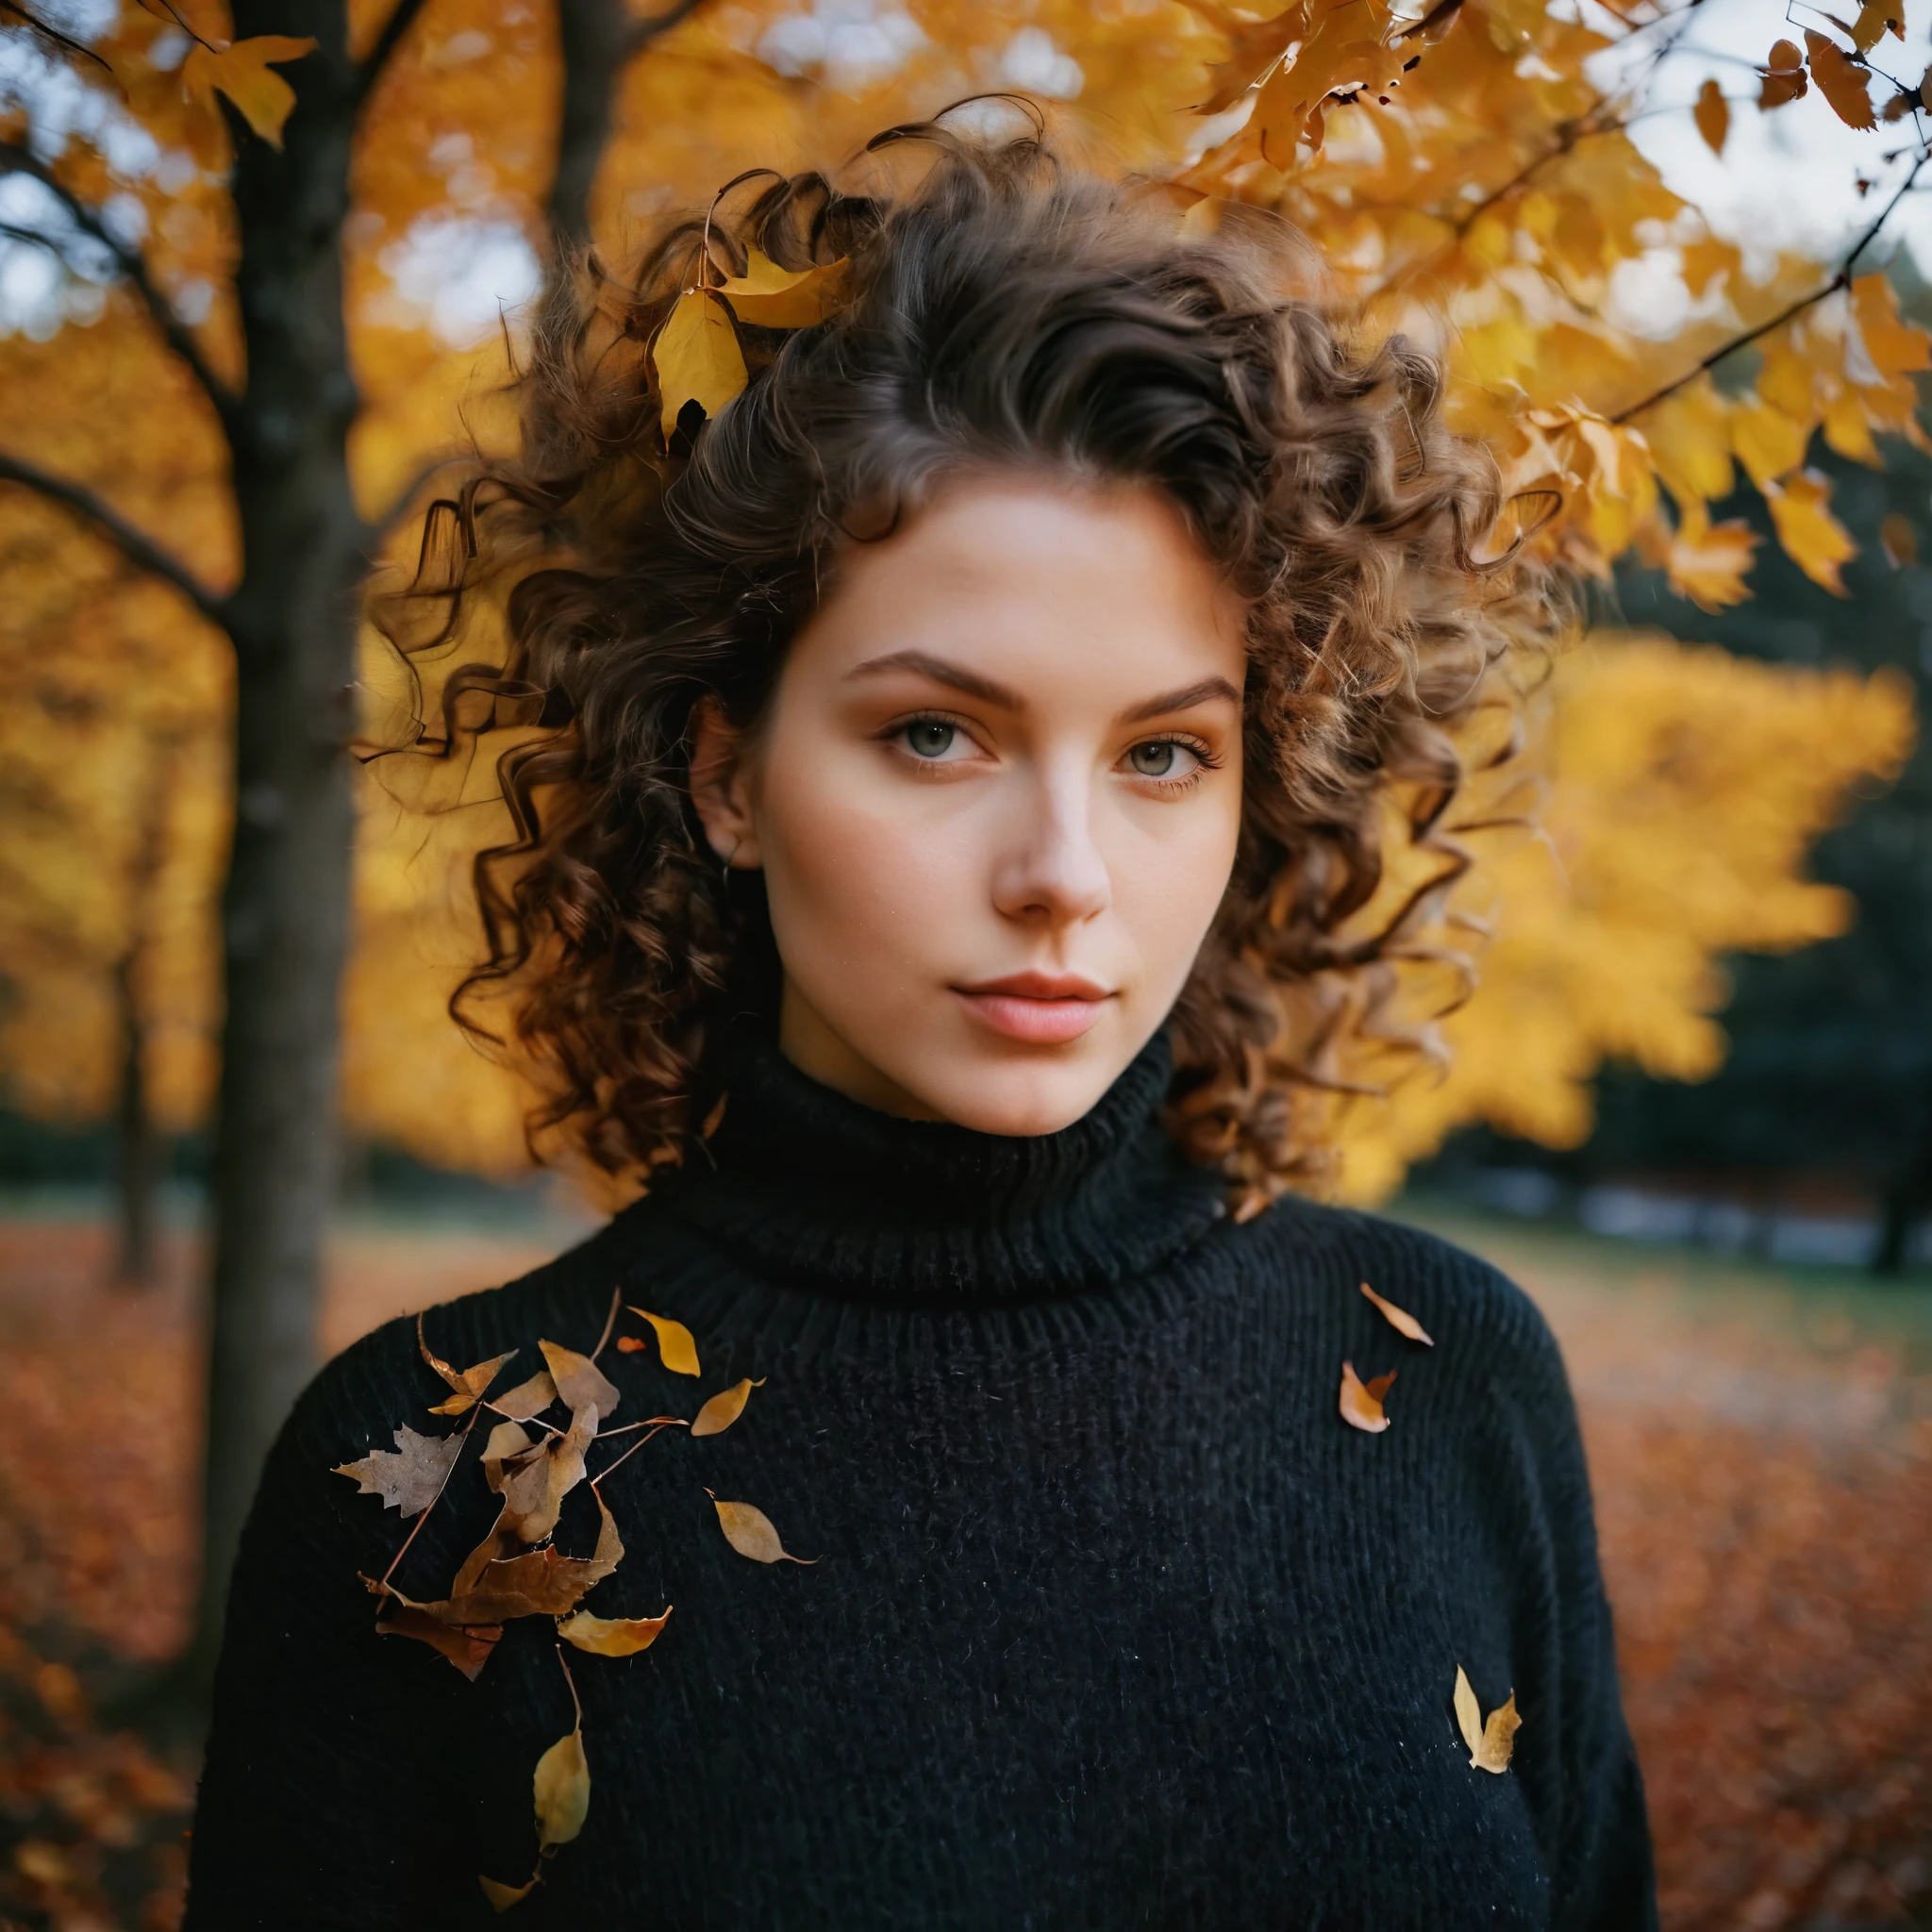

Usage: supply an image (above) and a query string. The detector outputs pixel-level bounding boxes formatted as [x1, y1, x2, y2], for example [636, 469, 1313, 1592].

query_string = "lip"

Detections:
[952, 971, 1115, 1044]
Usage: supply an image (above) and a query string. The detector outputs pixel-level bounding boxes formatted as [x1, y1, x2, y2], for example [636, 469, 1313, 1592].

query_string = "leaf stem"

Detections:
[591, 1421, 686, 1486]
[590, 1286, 621, 1359]
[555, 1643, 583, 1730]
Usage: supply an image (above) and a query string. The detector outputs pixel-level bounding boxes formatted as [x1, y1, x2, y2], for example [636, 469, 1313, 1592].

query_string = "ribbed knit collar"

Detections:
[653, 1024, 1227, 1305]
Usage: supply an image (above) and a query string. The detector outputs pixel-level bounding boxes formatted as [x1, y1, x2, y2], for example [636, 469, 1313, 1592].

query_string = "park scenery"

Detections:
[0, 0, 1929, 1924]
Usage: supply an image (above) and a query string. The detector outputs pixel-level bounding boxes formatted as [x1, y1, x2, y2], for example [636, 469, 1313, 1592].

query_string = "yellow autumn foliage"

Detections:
[0, 0, 1926, 1202]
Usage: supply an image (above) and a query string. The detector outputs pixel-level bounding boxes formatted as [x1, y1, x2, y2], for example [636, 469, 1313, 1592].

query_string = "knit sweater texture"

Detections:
[186, 1030, 1657, 1930]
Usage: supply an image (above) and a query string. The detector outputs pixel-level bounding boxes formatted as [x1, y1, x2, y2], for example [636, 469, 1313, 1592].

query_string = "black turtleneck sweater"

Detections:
[186, 1035, 1656, 1930]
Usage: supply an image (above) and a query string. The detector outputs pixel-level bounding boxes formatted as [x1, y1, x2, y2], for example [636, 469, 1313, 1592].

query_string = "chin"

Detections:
[910, 1055, 1123, 1139]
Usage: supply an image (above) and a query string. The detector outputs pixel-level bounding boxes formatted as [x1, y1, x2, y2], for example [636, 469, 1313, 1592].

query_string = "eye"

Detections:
[1125, 739, 1201, 780]
[898, 718, 964, 759]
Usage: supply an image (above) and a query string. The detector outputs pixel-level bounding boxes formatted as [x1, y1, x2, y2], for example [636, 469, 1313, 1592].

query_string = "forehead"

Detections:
[790, 474, 1248, 703]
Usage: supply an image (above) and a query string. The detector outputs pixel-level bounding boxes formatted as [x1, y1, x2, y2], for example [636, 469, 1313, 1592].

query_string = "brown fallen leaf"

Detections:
[1361, 1282, 1434, 1346]
[626, 1307, 701, 1376]
[558, 1606, 673, 1657]
[539, 1341, 620, 1422]
[375, 1606, 503, 1680]
[1339, 1360, 1395, 1435]
[482, 1421, 534, 1492]
[478, 1874, 538, 1912]
[535, 1724, 591, 1850]
[333, 1424, 463, 1517]
[1453, 1665, 1523, 1774]
[691, 1376, 765, 1439]
[711, 1497, 817, 1565]
[491, 1370, 558, 1421]
[385, 1494, 625, 1624]
[500, 1404, 598, 1545]
[418, 1318, 519, 1416]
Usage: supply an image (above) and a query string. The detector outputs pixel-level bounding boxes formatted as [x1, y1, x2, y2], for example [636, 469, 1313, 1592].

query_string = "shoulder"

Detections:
[286, 1207, 650, 1462]
[1233, 1193, 1574, 1408]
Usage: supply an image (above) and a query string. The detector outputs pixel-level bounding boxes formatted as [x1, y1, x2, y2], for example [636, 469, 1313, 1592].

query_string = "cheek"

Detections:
[1107, 767, 1244, 986]
[754, 742, 964, 981]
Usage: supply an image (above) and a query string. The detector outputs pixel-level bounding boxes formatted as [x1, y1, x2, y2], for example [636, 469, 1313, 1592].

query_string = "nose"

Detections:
[990, 764, 1111, 929]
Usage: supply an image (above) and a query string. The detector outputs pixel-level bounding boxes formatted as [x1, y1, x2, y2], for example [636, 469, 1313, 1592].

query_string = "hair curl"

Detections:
[376, 120, 1561, 1214]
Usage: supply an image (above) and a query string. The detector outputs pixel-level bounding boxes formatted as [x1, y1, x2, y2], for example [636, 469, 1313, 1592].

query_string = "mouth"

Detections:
[951, 972, 1115, 1045]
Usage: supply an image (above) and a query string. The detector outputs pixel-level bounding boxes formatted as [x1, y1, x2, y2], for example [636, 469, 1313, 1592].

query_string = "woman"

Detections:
[186, 125, 1656, 1929]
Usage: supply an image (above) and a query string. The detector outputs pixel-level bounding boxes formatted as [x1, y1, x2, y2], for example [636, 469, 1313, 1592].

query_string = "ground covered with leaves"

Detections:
[0, 1205, 1925, 1931]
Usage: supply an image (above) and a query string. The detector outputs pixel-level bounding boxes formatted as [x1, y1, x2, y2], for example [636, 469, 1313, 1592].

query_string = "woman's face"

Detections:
[691, 475, 1247, 1136]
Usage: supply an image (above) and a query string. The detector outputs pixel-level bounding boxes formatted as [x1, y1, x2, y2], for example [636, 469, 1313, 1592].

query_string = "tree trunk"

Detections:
[550, 0, 632, 249]
[112, 946, 160, 1286]
[191, 0, 366, 1689]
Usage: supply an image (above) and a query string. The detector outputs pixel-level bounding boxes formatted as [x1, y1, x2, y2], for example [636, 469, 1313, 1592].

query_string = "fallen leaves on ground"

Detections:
[2, 1221, 1929, 1928]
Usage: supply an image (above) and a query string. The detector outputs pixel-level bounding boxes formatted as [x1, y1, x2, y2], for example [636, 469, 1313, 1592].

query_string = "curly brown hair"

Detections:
[377, 120, 1559, 1214]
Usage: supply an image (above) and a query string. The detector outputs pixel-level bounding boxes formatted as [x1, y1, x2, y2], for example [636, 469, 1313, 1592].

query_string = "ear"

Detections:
[689, 698, 763, 871]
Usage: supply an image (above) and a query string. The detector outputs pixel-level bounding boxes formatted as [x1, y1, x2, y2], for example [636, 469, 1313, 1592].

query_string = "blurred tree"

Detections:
[1, 0, 1930, 1690]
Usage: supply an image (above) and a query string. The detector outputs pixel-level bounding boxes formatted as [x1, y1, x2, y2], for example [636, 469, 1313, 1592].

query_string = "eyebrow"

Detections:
[848, 651, 1242, 725]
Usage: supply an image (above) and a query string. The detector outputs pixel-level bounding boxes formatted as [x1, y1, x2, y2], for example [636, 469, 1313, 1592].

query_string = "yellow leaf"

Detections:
[534, 1726, 590, 1851]
[1453, 1665, 1522, 1773]
[1338, 1359, 1394, 1433]
[653, 291, 747, 441]
[1851, 273, 1932, 378]
[181, 34, 317, 148]
[625, 1307, 701, 1375]
[1693, 78, 1728, 155]
[1880, 511, 1917, 568]
[717, 248, 850, 327]
[1360, 1282, 1433, 1344]
[1764, 469, 1857, 593]
[1667, 516, 1757, 613]
[1731, 398, 1808, 488]
[479, 1874, 537, 1911]
[691, 1376, 764, 1438]
[1851, 0, 1901, 50]
[1645, 377, 1733, 511]
[1804, 30, 1874, 128]
[1823, 390, 1879, 466]
[1192, 0, 1305, 115]
[558, 1606, 673, 1656]
[712, 1497, 817, 1564]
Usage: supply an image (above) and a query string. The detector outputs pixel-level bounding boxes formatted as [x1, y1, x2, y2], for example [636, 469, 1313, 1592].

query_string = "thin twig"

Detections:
[0, 450, 229, 625]
[351, 0, 432, 113]
[591, 1286, 621, 1359]
[591, 1421, 685, 1486]
[0, 139, 240, 433]
[592, 1414, 690, 1439]
[620, 0, 708, 58]
[1610, 149, 1928, 425]
[555, 1643, 583, 1728]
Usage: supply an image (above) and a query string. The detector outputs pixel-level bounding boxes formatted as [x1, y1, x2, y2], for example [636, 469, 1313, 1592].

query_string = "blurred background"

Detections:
[1, 0, 1929, 1924]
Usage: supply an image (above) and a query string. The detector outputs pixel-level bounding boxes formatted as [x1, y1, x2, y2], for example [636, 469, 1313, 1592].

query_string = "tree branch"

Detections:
[1610, 150, 1928, 425]
[621, 0, 708, 58]
[0, 450, 229, 628]
[0, 140, 241, 436]
[352, 0, 432, 112]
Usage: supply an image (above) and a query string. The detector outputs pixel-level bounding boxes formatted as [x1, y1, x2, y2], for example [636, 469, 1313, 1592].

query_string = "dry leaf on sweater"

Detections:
[626, 1307, 701, 1376]
[417, 1320, 517, 1417]
[1361, 1283, 1433, 1346]
[535, 1725, 591, 1849]
[478, 1874, 538, 1911]
[1453, 1665, 1523, 1773]
[616, 1336, 646, 1354]
[558, 1607, 672, 1657]
[499, 1405, 598, 1545]
[539, 1341, 620, 1422]
[711, 1496, 817, 1565]
[334, 1425, 463, 1517]
[375, 1606, 503, 1680]
[482, 1421, 534, 1491]
[378, 1494, 625, 1624]
[1339, 1361, 1396, 1434]
[691, 1377, 764, 1438]
[491, 1371, 558, 1422]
